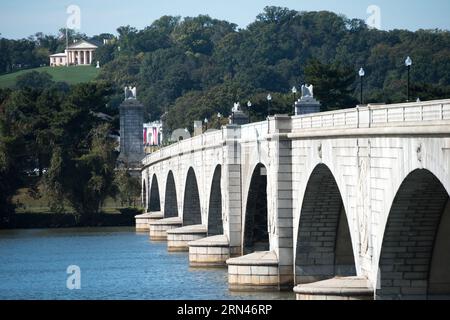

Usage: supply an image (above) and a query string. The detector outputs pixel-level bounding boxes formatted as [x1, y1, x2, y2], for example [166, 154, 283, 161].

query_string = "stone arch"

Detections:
[183, 167, 202, 226]
[208, 165, 223, 236]
[377, 169, 450, 300]
[295, 164, 356, 284]
[164, 171, 178, 218]
[149, 174, 161, 212]
[243, 163, 269, 255]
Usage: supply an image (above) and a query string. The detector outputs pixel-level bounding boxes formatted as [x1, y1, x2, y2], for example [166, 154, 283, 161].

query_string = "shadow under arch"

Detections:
[243, 163, 269, 255]
[295, 164, 356, 284]
[183, 168, 202, 226]
[377, 169, 450, 300]
[164, 171, 178, 218]
[142, 180, 147, 211]
[208, 165, 223, 236]
[149, 174, 161, 212]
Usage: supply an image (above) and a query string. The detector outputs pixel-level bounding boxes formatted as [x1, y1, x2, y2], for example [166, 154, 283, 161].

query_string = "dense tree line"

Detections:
[94, 7, 450, 130]
[0, 73, 122, 224]
[3, 7, 450, 130]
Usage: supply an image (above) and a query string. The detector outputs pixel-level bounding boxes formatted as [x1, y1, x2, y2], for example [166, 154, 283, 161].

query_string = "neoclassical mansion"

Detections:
[49, 40, 98, 67]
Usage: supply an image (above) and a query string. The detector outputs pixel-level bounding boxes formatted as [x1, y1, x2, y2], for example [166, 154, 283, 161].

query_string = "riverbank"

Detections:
[0, 209, 140, 229]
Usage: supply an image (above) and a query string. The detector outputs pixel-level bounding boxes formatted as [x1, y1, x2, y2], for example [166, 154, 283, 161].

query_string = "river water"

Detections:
[0, 227, 294, 300]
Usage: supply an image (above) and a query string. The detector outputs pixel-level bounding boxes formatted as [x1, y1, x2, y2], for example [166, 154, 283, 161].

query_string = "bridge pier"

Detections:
[269, 115, 295, 290]
[227, 251, 280, 291]
[167, 225, 207, 252]
[149, 217, 182, 241]
[293, 277, 374, 300]
[135, 212, 163, 232]
[189, 235, 230, 267]
[222, 125, 244, 259]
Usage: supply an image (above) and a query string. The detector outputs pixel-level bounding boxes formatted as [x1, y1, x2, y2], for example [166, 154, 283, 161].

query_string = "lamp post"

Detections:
[204, 118, 208, 131]
[405, 56, 412, 102]
[292, 86, 298, 104]
[359, 67, 365, 105]
[247, 101, 252, 123]
[217, 113, 222, 128]
[292, 86, 297, 115]
[267, 94, 272, 117]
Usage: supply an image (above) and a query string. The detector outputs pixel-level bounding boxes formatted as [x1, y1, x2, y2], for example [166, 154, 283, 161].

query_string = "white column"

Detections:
[77, 51, 81, 65]
[89, 50, 93, 65]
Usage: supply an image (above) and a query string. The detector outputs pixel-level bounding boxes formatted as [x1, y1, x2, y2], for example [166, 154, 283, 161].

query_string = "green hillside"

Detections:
[0, 66, 100, 88]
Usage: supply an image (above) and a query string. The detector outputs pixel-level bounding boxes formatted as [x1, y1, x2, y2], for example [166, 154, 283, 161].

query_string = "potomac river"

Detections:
[0, 227, 294, 300]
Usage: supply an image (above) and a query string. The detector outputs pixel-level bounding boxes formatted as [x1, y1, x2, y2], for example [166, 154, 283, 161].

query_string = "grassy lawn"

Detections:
[0, 66, 100, 88]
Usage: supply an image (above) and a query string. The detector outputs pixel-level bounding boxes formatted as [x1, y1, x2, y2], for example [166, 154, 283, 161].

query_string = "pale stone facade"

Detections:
[189, 235, 230, 267]
[49, 52, 67, 67]
[49, 40, 98, 67]
[167, 225, 207, 252]
[148, 217, 182, 241]
[135, 212, 163, 232]
[139, 99, 450, 300]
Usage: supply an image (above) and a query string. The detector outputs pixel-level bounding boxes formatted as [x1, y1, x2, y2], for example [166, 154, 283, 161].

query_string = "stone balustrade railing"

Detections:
[143, 99, 450, 168]
[240, 121, 268, 142]
[142, 128, 223, 167]
[291, 99, 450, 131]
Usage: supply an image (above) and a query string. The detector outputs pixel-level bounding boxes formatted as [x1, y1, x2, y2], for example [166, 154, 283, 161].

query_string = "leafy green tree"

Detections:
[93, 43, 116, 66]
[114, 169, 141, 207]
[44, 123, 118, 223]
[42, 146, 65, 214]
[0, 134, 24, 223]
[172, 15, 236, 55]
[15, 71, 53, 90]
[305, 59, 359, 110]
[0, 89, 25, 223]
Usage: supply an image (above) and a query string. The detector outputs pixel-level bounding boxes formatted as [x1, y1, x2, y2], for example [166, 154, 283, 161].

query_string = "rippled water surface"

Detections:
[0, 227, 294, 300]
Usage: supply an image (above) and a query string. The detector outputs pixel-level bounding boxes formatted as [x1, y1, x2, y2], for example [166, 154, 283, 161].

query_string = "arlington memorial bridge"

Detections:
[136, 98, 450, 300]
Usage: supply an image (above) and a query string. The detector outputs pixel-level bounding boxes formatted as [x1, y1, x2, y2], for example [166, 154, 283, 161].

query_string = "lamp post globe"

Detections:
[405, 56, 412, 67]
[246, 101, 252, 123]
[267, 94, 272, 117]
[359, 67, 365, 105]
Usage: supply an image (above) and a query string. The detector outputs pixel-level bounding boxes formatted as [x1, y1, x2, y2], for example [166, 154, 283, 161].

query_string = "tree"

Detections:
[304, 59, 359, 110]
[0, 89, 25, 224]
[42, 146, 65, 214]
[93, 43, 116, 66]
[44, 123, 118, 223]
[114, 168, 141, 207]
[0, 134, 24, 224]
[172, 15, 236, 55]
[68, 124, 117, 222]
[15, 71, 53, 90]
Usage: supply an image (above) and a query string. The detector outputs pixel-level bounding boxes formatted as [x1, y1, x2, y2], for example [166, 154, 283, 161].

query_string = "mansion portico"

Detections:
[49, 40, 98, 67]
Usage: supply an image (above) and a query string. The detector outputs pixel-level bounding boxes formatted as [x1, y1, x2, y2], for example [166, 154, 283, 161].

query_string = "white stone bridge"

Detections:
[139, 99, 450, 300]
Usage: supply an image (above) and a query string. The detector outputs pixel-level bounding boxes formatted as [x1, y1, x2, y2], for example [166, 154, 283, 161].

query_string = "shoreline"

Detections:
[0, 211, 139, 230]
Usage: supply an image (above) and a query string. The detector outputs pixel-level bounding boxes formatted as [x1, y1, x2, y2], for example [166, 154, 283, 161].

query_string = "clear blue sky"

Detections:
[1, 0, 450, 39]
